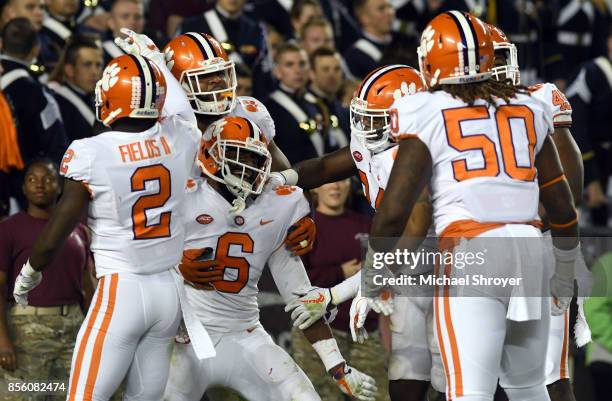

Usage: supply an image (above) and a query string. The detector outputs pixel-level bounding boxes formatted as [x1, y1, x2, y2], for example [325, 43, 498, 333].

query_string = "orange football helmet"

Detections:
[95, 54, 166, 127]
[163, 32, 237, 115]
[199, 117, 271, 199]
[488, 24, 520, 85]
[350, 65, 426, 152]
[417, 11, 494, 86]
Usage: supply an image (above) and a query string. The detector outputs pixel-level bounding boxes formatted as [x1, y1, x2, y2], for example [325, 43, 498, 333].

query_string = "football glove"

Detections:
[114, 28, 164, 66]
[349, 294, 370, 343]
[285, 216, 316, 257]
[550, 245, 578, 316]
[13, 261, 42, 306]
[332, 363, 378, 401]
[179, 248, 223, 290]
[285, 287, 336, 330]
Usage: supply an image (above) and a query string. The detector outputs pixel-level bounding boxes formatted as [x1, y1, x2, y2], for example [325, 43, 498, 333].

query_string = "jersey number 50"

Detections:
[444, 105, 537, 182]
[131, 164, 171, 240]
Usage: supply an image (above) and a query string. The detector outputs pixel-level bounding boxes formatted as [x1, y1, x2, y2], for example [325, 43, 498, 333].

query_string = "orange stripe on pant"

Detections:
[84, 273, 119, 400]
[68, 276, 106, 401]
[433, 263, 452, 396]
[560, 310, 569, 379]
[442, 262, 463, 398]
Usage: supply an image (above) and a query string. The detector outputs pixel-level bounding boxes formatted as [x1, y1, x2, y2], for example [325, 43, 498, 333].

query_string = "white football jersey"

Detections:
[529, 83, 572, 128]
[182, 180, 309, 334]
[391, 90, 554, 236]
[232, 97, 276, 143]
[350, 137, 397, 210]
[60, 115, 201, 276]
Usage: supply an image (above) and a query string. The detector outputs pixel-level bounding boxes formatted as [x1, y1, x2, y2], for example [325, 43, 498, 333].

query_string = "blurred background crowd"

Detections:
[0, 1, 610, 401]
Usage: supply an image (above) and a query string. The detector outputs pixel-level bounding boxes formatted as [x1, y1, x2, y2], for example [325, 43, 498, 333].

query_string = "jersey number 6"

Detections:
[444, 105, 537, 182]
[131, 164, 171, 240]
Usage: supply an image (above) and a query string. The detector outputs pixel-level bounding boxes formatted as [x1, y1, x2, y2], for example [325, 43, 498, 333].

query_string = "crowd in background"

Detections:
[0, 1, 610, 401]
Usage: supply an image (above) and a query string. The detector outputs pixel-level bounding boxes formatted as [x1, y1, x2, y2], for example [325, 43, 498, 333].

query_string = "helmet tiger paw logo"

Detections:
[420, 26, 436, 56]
[100, 63, 120, 92]
[393, 81, 419, 100]
[165, 48, 175, 71]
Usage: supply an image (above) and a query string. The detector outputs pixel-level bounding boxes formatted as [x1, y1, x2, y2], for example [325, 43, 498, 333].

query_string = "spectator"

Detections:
[342, 0, 417, 80]
[147, 0, 212, 39]
[102, 0, 145, 63]
[235, 63, 253, 97]
[584, 252, 612, 401]
[0, 18, 68, 210]
[566, 28, 612, 226]
[291, 179, 389, 401]
[300, 17, 335, 56]
[290, 0, 323, 40]
[0, 158, 95, 396]
[264, 43, 339, 164]
[308, 47, 349, 141]
[39, 0, 80, 72]
[178, 0, 266, 68]
[48, 34, 103, 141]
[0, 63, 21, 219]
[0, 0, 44, 30]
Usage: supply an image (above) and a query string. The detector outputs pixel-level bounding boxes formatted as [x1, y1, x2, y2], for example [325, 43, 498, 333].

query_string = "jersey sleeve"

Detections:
[157, 58, 197, 126]
[268, 245, 312, 305]
[235, 97, 276, 143]
[389, 93, 430, 147]
[270, 186, 311, 251]
[60, 140, 92, 183]
[529, 83, 572, 128]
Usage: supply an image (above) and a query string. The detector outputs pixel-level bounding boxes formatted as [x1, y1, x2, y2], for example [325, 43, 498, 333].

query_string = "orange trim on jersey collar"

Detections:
[539, 174, 565, 189]
[395, 133, 420, 140]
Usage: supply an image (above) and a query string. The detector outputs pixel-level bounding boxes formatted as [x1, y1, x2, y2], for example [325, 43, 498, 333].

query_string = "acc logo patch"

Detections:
[353, 151, 363, 162]
[234, 216, 245, 226]
[196, 214, 214, 225]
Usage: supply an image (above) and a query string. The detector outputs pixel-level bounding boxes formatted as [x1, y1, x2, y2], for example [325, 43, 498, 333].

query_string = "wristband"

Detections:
[279, 169, 298, 186]
[312, 338, 345, 372]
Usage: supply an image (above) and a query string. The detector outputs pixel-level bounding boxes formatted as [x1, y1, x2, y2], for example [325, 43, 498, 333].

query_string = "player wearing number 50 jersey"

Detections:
[165, 116, 377, 401]
[360, 11, 579, 401]
[12, 53, 214, 401]
[489, 24, 591, 401]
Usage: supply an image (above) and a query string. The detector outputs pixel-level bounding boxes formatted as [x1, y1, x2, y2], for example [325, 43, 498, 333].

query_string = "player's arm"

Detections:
[273, 147, 356, 189]
[551, 127, 583, 206]
[395, 188, 432, 252]
[269, 139, 291, 171]
[536, 136, 580, 314]
[268, 247, 377, 400]
[12, 180, 90, 306]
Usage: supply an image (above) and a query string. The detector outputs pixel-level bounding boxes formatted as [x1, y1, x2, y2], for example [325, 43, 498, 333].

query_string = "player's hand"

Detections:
[179, 248, 223, 290]
[367, 288, 394, 316]
[114, 28, 164, 65]
[550, 273, 573, 316]
[285, 216, 316, 257]
[331, 363, 378, 401]
[0, 336, 16, 371]
[349, 294, 370, 343]
[13, 261, 42, 306]
[285, 287, 334, 330]
[586, 181, 606, 208]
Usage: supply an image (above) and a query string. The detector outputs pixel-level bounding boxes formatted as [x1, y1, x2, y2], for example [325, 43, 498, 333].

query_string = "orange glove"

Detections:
[179, 248, 223, 290]
[285, 216, 316, 256]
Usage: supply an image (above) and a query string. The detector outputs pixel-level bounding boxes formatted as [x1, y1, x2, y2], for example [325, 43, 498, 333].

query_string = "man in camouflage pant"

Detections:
[291, 326, 390, 401]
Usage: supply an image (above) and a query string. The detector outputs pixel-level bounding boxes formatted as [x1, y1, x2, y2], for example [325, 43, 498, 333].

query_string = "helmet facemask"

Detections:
[350, 97, 392, 153]
[491, 42, 520, 86]
[182, 57, 237, 115]
[203, 137, 271, 201]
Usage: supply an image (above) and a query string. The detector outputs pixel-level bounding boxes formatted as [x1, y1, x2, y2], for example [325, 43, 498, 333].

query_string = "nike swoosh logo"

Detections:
[260, 219, 274, 225]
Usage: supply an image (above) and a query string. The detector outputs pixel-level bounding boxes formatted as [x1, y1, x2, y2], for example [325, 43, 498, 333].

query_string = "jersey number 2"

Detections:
[444, 105, 537, 182]
[131, 164, 171, 240]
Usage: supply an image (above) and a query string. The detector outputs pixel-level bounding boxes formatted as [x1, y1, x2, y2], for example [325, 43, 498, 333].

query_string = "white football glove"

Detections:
[332, 364, 378, 401]
[367, 288, 394, 316]
[349, 294, 370, 343]
[13, 261, 42, 306]
[114, 28, 164, 66]
[550, 245, 578, 316]
[285, 287, 335, 330]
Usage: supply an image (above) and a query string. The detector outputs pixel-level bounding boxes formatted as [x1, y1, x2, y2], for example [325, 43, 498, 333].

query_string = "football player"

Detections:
[488, 23, 591, 401]
[277, 64, 445, 401]
[12, 53, 214, 400]
[164, 116, 377, 401]
[360, 11, 579, 401]
[115, 28, 316, 255]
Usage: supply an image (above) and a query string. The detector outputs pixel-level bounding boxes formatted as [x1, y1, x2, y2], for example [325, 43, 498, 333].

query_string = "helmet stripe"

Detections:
[185, 32, 214, 60]
[246, 118, 256, 140]
[448, 11, 477, 75]
[359, 64, 407, 100]
[128, 55, 147, 108]
[199, 33, 222, 58]
[143, 58, 158, 109]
